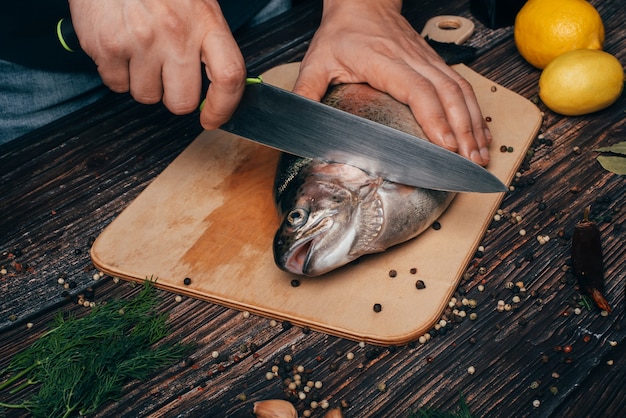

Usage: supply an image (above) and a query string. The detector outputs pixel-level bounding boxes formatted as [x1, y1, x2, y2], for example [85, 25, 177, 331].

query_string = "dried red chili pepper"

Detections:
[571, 206, 611, 312]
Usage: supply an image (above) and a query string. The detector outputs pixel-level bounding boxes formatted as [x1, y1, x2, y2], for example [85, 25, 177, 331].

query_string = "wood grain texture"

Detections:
[1, 0, 624, 417]
[90, 63, 541, 345]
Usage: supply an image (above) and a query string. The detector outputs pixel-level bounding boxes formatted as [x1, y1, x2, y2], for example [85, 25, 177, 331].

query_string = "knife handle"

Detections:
[56, 18, 82, 53]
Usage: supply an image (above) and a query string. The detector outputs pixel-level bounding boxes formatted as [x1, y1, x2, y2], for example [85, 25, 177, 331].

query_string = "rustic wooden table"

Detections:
[1, 0, 624, 417]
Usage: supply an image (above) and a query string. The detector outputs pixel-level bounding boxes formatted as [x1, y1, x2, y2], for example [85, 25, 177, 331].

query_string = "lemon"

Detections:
[539, 49, 624, 116]
[514, 0, 605, 69]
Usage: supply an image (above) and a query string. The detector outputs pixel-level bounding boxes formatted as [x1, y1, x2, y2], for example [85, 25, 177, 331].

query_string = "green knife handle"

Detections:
[56, 18, 82, 54]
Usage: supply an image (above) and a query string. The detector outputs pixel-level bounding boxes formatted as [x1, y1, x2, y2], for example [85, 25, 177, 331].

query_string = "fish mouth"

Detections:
[280, 218, 332, 276]
[284, 238, 314, 275]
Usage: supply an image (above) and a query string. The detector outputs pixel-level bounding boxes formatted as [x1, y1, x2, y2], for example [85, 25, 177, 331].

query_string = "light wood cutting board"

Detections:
[91, 63, 542, 345]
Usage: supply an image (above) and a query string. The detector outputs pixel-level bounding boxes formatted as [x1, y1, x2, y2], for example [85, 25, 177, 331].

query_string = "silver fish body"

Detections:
[273, 84, 455, 277]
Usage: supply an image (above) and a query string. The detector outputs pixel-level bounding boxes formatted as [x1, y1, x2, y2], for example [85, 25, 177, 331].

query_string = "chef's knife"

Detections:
[57, 18, 507, 193]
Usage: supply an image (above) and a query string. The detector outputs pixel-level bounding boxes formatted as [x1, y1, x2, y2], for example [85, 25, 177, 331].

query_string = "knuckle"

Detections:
[439, 77, 464, 95]
[135, 94, 162, 105]
[410, 77, 437, 97]
[98, 36, 126, 57]
[99, 74, 128, 93]
[129, 23, 155, 47]
[167, 98, 198, 115]
[211, 63, 246, 88]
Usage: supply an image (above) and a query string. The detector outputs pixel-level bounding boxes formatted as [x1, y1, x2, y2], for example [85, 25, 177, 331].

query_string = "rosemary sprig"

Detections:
[0, 281, 190, 418]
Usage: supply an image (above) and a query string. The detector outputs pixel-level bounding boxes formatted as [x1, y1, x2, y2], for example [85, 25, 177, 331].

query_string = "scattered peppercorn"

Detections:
[291, 279, 301, 287]
[388, 269, 397, 278]
[432, 221, 441, 230]
[415, 280, 426, 290]
[410, 267, 417, 274]
[373, 303, 382, 313]
[183, 277, 192, 286]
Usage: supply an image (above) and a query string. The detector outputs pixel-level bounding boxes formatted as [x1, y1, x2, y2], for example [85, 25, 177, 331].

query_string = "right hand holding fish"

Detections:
[293, 0, 492, 166]
[68, 0, 247, 130]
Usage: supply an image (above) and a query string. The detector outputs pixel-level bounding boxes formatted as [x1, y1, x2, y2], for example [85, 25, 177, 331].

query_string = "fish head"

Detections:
[273, 164, 368, 276]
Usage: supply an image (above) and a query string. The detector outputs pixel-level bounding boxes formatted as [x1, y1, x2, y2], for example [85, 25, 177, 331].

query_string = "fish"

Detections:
[272, 83, 456, 277]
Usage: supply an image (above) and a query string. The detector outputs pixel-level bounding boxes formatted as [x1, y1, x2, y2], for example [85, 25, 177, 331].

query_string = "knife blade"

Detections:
[220, 80, 507, 193]
[56, 17, 507, 193]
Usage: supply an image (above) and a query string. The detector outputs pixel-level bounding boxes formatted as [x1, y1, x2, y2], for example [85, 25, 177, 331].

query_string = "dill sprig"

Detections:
[0, 281, 190, 418]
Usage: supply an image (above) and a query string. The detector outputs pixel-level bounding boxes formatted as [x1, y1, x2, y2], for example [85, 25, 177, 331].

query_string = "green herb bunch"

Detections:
[0, 282, 189, 418]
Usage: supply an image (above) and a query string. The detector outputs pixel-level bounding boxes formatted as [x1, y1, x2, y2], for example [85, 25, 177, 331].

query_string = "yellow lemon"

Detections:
[514, 0, 604, 69]
[539, 49, 624, 116]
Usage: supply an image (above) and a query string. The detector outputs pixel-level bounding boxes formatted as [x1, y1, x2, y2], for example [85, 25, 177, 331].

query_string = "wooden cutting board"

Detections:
[91, 63, 542, 345]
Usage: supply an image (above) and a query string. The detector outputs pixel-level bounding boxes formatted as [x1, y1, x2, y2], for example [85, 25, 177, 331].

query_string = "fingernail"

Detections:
[470, 149, 484, 165]
[480, 147, 490, 163]
[484, 127, 493, 143]
[443, 133, 457, 150]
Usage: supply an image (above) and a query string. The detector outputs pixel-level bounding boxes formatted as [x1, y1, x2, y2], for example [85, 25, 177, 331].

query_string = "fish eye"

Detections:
[287, 208, 308, 227]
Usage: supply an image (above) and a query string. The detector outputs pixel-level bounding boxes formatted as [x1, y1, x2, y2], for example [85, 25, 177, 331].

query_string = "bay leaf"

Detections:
[595, 141, 626, 156]
[597, 155, 626, 175]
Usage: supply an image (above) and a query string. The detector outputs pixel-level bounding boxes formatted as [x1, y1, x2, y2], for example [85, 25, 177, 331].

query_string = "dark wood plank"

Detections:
[1, 0, 624, 417]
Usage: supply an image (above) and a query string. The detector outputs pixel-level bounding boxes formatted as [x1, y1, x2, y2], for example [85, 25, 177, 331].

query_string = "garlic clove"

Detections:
[253, 399, 298, 418]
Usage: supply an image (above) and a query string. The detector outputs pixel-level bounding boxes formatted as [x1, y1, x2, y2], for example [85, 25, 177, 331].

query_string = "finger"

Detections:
[199, 33, 246, 130]
[462, 84, 493, 164]
[369, 64, 459, 153]
[94, 55, 131, 93]
[128, 52, 163, 105]
[376, 62, 489, 166]
[161, 55, 202, 115]
[293, 62, 331, 101]
[432, 75, 485, 165]
[435, 70, 492, 165]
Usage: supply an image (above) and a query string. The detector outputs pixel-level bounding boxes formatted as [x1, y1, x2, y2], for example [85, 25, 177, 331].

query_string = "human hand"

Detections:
[293, 0, 492, 166]
[68, 0, 246, 130]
